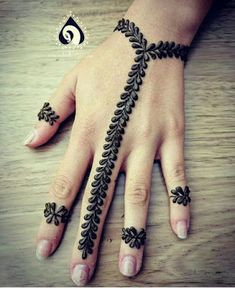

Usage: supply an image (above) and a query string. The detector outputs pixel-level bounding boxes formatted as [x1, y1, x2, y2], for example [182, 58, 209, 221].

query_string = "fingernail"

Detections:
[176, 220, 188, 239]
[71, 264, 90, 286]
[36, 239, 52, 260]
[24, 130, 36, 145]
[121, 255, 136, 277]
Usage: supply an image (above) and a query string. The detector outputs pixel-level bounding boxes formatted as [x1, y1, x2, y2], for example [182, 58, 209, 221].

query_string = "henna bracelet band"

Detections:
[76, 18, 190, 259]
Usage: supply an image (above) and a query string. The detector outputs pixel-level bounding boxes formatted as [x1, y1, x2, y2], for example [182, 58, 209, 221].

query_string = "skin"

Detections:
[24, 0, 213, 286]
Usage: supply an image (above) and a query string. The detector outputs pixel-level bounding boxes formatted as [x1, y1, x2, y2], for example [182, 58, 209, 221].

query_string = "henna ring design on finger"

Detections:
[44, 202, 69, 226]
[38, 102, 60, 126]
[77, 18, 190, 259]
[170, 186, 191, 206]
[122, 226, 146, 249]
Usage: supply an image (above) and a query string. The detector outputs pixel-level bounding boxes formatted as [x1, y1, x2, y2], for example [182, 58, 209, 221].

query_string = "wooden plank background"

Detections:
[0, 0, 234, 286]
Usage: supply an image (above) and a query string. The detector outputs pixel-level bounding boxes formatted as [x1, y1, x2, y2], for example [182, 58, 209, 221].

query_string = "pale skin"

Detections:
[24, 0, 213, 286]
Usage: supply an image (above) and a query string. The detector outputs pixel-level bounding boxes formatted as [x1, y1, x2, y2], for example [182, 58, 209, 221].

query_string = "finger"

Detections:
[35, 126, 92, 260]
[70, 145, 124, 286]
[160, 135, 191, 240]
[119, 145, 155, 277]
[24, 72, 77, 147]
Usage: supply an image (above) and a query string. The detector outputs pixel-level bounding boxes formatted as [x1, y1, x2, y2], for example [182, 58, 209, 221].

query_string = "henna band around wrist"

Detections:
[38, 102, 59, 126]
[77, 18, 190, 259]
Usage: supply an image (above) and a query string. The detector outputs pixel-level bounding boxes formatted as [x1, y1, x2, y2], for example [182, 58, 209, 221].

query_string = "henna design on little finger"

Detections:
[44, 202, 69, 226]
[170, 186, 191, 206]
[77, 18, 190, 259]
[122, 227, 146, 249]
[38, 102, 60, 125]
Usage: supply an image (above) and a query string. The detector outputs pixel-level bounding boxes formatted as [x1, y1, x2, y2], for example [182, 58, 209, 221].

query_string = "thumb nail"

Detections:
[24, 130, 36, 145]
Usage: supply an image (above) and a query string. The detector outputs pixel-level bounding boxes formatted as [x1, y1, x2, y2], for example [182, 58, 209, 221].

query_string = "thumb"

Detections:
[24, 72, 77, 148]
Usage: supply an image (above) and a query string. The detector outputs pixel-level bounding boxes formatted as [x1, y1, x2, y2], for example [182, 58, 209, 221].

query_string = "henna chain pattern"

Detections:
[77, 18, 190, 259]
[44, 202, 69, 226]
[170, 186, 191, 206]
[122, 227, 146, 249]
[38, 102, 60, 126]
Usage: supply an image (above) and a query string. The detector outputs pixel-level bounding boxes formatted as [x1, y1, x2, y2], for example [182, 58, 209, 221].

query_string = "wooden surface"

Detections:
[0, 0, 235, 286]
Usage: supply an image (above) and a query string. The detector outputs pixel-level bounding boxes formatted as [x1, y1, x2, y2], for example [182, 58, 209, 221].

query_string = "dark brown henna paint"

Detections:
[77, 19, 189, 259]
[170, 186, 191, 206]
[44, 202, 69, 226]
[122, 227, 146, 249]
[38, 102, 59, 126]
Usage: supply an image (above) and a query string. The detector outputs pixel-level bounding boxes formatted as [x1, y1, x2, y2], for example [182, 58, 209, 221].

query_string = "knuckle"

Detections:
[126, 183, 149, 206]
[50, 175, 73, 199]
[78, 115, 97, 139]
[133, 122, 155, 145]
[166, 116, 184, 137]
[139, 120, 154, 139]
[167, 162, 185, 183]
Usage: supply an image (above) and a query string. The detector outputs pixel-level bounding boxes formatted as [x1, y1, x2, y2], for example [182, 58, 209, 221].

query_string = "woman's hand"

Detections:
[24, 0, 212, 286]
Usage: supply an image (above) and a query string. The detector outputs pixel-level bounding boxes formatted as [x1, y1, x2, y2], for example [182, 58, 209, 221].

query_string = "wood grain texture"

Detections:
[0, 0, 234, 286]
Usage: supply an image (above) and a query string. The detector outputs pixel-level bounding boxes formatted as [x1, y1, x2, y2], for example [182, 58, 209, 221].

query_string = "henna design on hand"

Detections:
[122, 226, 146, 249]
[170, 186, 191, 206]
[38, 102, 60, 125]
[44, 202, 69, 226]
[77, 18, 189, 259]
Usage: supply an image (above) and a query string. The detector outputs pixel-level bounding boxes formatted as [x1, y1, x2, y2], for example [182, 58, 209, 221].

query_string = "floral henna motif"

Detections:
[77, 18, 190, 259]
[122, 227, 146, 249]
[44, 202, 69, 226]
[170, 186, 191, 206]
[38, 102, 59, 126]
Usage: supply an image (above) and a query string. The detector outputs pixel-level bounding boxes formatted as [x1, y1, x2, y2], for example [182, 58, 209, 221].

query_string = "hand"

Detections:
[24, 0, 212, 286]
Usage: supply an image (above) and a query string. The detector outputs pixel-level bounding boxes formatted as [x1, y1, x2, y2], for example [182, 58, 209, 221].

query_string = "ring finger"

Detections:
[119, 143, 156, 277]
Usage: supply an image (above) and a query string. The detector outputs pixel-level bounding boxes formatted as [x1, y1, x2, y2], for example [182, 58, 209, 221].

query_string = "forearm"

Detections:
[125, 0, 213, 44]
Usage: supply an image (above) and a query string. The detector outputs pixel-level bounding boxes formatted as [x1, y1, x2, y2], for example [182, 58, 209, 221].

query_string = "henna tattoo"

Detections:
[44, 202, 69, 226]
[38, 102, 59, 125]
[77, 18, 190, 259]
[170, 186, 191, 206]
[122, 227, 146, 249]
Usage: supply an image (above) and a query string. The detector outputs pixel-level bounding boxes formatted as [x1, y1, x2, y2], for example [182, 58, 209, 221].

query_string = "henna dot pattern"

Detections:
[122, 226, 146, 249]
[44, 202, 69, 226]
[170, 186, 191, 206]
[77, 18, 189, 259]
[38, 102, 60, 126]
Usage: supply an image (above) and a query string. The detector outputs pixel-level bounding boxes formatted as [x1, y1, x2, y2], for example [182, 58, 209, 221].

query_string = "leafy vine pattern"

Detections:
[38, 102, 60, 126]
[78, 18, 189, 259]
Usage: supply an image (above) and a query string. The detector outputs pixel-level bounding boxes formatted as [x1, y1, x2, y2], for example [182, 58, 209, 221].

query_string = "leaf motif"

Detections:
[147, 43, 156, 51]
[132, 43, 142, 49]
[134, 54, 143, 62]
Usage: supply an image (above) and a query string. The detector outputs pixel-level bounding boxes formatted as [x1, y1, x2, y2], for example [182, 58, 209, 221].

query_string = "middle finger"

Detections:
[70, 142, 125, 286]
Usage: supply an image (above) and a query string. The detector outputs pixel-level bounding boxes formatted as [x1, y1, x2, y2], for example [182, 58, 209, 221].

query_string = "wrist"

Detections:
[124, 0, 213, 45]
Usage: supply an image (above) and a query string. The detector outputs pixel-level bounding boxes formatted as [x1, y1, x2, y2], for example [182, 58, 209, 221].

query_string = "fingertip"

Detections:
[35, 239, 53, 260]
[23, 123, 59, 148]
[171, 218, 190, 240]
[119, 255, 138, 277]
[70, 262, 95, 287]
[23, 129, 37, 146]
